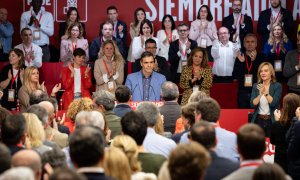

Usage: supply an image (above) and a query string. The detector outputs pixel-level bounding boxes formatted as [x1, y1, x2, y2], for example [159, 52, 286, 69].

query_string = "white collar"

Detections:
[77, 167, 105, 174]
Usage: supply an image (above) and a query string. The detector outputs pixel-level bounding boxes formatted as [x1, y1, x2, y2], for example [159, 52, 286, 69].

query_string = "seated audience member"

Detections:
[69, 126, 113, 180]
[49, 168, 86, 180]
[65, 97, 93, 133]
[133, 38, 171, 81]
[29, 90, 49, 105]
[190, 121, 239, 180]
[0, 167, 35, 180]
[23, 113, 52, 155]
[250, 62, 282, 137]
[103, 147, 132, 180]
[90, 21, 127, 61]
[93, 90, 121, 139]
[113, 85, 132, 118]
[169, 22, 197, 84]
[0, 8, 14, 61]
[211, 27, 240, 83]
[0, 142, 12, 174]
[270, 93, 300, 173]
[223, 124, 266, 180]
[121, 111, 166, 175]
[0, 48, 25, 110]
[126, 51, 166, 101]
[136, 102, 176, 158]
[131, 19, 160, 61]
[283, 32, 300, 94]
[41, 147, 67, 178]
[11, 149, 43, 180]
[15, 28, 42, 68]
[60, 23, 89, 66]
[18, 66, 61, 112]
[252, 163, 292, 180]
[172, 102, 197, 143]
[61, 48, 92, 110]
[0, 106, 12, 124]
[157, 14, 179, 61]
[159, 81, 181, 134]
[180, 47, 212, 105]
[1, 114, 26, 155]
[94, 40, 124, 93]
[181, 98, 239, 162]
[59, 7, 86, 40]
[233, 34, 265, 108]
[287, 107, 300, 180]
[168, 142, 211, 180]
[112, 135, 157, 179]
[263, 23, 292, 82]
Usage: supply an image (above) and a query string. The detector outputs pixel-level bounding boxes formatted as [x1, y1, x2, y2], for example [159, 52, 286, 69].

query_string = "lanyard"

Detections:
[179, 40, 187, 57]
[10, 69, 19, 89]
[23, 45, 33, 64]
[165, 30, 172, 44]
[273, 10, 281, 24]
[72, 42, 77, 52]
[113, 23, 117, 37]
[235, 14, 243, 29]
[31, 11, 43, 28]
[245, 55, 253, 74]
[240, 162, 262, 168]
[103, 59, 112, 77]
[275, 43, 281, 57]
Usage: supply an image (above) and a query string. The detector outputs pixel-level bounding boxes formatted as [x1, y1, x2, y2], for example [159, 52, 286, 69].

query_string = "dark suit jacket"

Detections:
[133, 55, 171, 81]
[257, 7, 293, 46]
[287, 120, 300, 180]
[113, 104, 132, 118]
[81, 172, 114, 180]
[222, 14, 253, 49]
[159, 101, 181, 134]
[115, 20, 127, 46]
[204, 151, 240, 180]
[168, 39, 197, 83]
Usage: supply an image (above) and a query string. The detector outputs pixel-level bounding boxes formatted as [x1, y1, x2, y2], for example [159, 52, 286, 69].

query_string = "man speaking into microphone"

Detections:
[125, 51, 166, 101]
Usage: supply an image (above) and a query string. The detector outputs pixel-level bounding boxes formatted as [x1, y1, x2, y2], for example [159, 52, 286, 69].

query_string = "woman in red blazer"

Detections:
[61, 48, 92, 110]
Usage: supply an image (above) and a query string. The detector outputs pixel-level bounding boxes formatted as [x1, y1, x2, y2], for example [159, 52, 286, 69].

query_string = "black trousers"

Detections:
[255, 117, 272, 137]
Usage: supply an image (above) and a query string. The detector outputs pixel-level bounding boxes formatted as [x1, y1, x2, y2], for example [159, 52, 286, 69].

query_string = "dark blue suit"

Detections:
[113, 104, 132, 118]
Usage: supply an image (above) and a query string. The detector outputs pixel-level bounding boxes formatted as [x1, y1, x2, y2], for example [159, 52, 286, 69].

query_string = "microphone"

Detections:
[149, 84, 157, 101]
[131, 83, 138, 97]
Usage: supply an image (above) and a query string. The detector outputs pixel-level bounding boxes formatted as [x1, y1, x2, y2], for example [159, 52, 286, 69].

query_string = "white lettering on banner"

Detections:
[294, 0, 300, 20]
[145, 0, 157, 21]
[166, 0, 175, 20]
[26, 0, 51, 6]
[178, 0, 194, 21]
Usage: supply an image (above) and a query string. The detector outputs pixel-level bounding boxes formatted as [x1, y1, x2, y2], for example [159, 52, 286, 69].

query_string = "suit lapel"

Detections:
[137, 71, 144, 100]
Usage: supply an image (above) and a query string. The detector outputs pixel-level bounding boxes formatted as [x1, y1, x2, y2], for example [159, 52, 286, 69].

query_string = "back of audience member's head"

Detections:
[111, 135, 141, 173]
[252, 163, 287, 180]
[93, 90, 115, 111]
[1, 114, 26, 146]
[115, 85, 131, 103]
[280, 93, 300, 125]
[190, 121, 216, 150]
[27, 105, 49, 126]
[41, 147, 67, 169]
[0, 143, 11, 174]
[121, 111, 147, 146]
[23, 113, 46, 148]
[181, 102, 197, 129]
[237, 124, 266, 160]
[136, 102, 159, 127]
[29, 90, 49, 105]
[69, 126, 105, 168]
[0, 167, 35, 180]
[75, 111, 105, 130]
[104, 147, 131, 180]
[195, 98, 220, 123]
[49, 168, 86, 180]
[67, 98, 93, 121]
[161, 81, 179, 101]
[12, 149, 42, 180]
[48, 97, 58, 113]
[168, 142, 211, 180]
[0, 107, 12, 128]
[39, 101, 55, 119]
[188, 91, 208, 103]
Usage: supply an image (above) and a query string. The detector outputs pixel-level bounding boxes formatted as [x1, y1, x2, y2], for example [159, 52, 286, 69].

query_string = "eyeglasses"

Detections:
[178, 29, 189, 33]
[219, 32, 229, 35]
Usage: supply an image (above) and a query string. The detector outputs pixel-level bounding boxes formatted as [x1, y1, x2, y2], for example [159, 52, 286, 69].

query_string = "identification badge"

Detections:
[193, 85, 199, 93]
[297, 73, 300, 86]
[33, 30, 41, 40]
[8, 89, 15, 102]
[108, 81, 114, 91]
[244, 74, 253, 87]
[181, 60, 187, 67]
[274, 60, 282, 72]
[200, 38, 207, 48]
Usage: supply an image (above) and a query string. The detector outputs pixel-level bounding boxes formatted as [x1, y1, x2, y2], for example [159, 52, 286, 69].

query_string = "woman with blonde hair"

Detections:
[23, 113, 52, 155]
[112, 135, 157, 180]
[250, 62, 282, 137]
[94, 40, 124, 93]
[104, 147, 132, 180]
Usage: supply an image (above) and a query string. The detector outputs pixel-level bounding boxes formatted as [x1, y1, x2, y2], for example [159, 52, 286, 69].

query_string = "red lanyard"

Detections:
[23, 45, 33, 64]
[103, 59, 112, 77]
[235, 14, 243, 29]
[72, 42, 77, 52]
[240, 162, 262, 168]
[113, 23, 117, 37]
[275, 43, 281, 57]
[273, 10, 281, 24]
[179, 40, 187, 57]
[10, 70, 19, 89]
[245, 55, 253, 74]
[31, 11, 43, 28]
[165, 30, 172, 44]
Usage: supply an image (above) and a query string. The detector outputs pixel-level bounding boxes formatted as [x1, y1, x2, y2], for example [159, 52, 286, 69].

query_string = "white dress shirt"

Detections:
[15, 43, 43, 68]
[131, 36, 160, 61]
[157, 29, 179, 60]
[74, 68, 81, 93]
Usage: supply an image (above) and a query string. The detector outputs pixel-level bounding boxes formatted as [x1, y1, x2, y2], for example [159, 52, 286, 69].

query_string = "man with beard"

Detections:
[257, 0, 293, 47]
[222, 0, 253, 50]
[283, 32, 300, 94]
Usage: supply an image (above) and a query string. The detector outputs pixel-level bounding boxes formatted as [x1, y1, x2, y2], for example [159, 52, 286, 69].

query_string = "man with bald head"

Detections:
[0, 8, 14, 61]
[12, 149, 42, 180]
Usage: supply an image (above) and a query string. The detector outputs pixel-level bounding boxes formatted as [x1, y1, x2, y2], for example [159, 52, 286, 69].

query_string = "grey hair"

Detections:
[0, 167, 35, 180]
[160, 81, 179, 101]
[75, 111, 105, 130]
[136, 102, 159, 127]
[26, 105, 49, 126]
[188, 91, 209, 103]
[93, 90, 115, 111]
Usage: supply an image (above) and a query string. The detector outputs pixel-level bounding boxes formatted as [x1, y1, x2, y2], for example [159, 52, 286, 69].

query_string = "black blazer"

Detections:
[257, 7, 293, 46]
[222, 14, 253, 48]
[115, 20, 128, 46]
[133, 55, 171, 81]
[58, 22, 86, 39]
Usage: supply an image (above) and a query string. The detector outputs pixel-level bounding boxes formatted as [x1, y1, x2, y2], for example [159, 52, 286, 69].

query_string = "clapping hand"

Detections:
[118, 24, 124, 33]
[51, 83, 61, 96]
[274, 109, 281, 121]
[236, 51, 245, 62]
[68, 64, 74, 76]
[84, 64, 91, 78]
[296, 107, 300, 120]
[257, 83, 265, 95]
